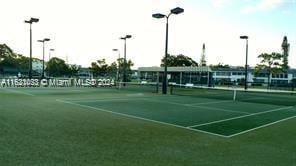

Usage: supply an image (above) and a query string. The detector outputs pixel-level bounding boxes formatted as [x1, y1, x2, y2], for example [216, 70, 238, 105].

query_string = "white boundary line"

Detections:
[3, 88, 35, 96]
[185, 100, 233, 106]
[62, 96, 249, 115]
[140, 98, 250, 115]
[59, 95, 154, 102]
[55, 99, 229, 138]
[69, 97, 150, 103]
[227, 115, 296, 138]
[191, 105, 250, 115]
[188, 106, 293, 128]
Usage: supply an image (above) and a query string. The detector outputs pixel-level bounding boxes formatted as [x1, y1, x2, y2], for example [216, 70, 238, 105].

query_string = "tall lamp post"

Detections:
[25, 17, 39, 79]
[240, 35, 249, 91]
[112, 49, 121, 83]
[120, 35, 132, 83]
[153, 7, 184, 94]
[48, 49, 54, 78]
[37, 38, 50, 78]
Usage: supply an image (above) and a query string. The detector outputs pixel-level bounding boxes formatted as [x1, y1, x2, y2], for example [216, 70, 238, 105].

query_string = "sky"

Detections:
[0, 0, 295, 68]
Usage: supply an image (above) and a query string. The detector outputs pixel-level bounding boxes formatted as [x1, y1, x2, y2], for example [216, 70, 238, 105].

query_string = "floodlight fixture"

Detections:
[30, 18, 39, 23]
[120, 35, 132, 40]
[24, 17, 39, 24]
[240, 36, 248, 39]
[171, 7, 184, 15]
[38, 38, 51, 42]
[152, 13, 166, 19]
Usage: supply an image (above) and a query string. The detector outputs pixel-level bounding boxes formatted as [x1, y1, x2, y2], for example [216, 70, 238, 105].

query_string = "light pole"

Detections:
[37, 38, 50, 78]
[25, 17, 39, 79]
[240, 35, 249, 91]
[112, 49, 121, 83]
[48, 49, 54, 78]
[120, 35, 132, 83]
[153, 7, 184, 94]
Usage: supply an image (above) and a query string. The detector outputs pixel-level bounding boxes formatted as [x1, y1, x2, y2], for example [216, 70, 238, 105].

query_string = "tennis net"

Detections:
[170, 84, 296, 106]
[117, 82, 159, 93]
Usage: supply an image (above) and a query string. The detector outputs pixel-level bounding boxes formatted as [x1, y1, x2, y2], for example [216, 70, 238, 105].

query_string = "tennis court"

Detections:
[22, 83, 294, 138]
[2, 83, 296, 138]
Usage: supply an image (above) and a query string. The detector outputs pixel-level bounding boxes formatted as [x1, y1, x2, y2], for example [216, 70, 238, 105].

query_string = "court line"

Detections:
[185, 100, 233, 106]
[68, 98, 149, 103]
[140, 98, 250, 115]
[2, 88, 35, 96]
[241, 97, 265, 101]
[56, 99, 229, 138]
[62, 97, 249, 115]
[188, 106, 294, 128]
[227, 115, 296, 138]
[60, 95, 155, 102]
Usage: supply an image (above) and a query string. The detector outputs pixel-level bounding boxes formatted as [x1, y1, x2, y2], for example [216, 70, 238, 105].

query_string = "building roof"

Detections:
[138, 66, 212, 72]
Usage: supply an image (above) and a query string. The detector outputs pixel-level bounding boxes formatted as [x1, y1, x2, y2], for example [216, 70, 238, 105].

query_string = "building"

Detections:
[138, 66, 212, 86]
[77, 67, 93, 78]
[138, 66, 296, 88]
[212, 67, 296, 86]
[0, 67, 28, 78]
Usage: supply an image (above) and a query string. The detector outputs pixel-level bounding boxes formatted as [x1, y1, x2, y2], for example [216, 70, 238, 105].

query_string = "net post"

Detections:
[233, 87, 236, 101]
[169, 83, 173, 95]
[118, 82, 122, 90]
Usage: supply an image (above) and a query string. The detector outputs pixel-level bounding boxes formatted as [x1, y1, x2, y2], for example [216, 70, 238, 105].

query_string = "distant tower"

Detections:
[200, 43, 207, 66]
[281, 36, 290, 70]
[65, 55, 69, 64]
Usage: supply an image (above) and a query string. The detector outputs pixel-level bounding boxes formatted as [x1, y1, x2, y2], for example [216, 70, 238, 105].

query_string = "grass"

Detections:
[1, 87, 296, 165]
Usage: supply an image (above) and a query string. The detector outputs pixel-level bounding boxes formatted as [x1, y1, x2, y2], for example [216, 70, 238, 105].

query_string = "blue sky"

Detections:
[204, 0, 296, 31]
[0, 0, 295, 68]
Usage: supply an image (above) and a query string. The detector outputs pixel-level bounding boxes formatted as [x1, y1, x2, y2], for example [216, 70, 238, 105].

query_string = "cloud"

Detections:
[241, 0, 286, 14]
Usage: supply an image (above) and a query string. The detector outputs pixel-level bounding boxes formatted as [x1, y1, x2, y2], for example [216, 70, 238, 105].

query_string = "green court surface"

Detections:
[1, 85, 296, 165]
[58, 90, 296, 138]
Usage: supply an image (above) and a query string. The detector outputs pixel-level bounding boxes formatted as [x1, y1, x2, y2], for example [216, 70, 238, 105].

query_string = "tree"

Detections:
[161, 54, 198, 67]
[0, 44, 29, 71]
[17, 54, 30, 69]
[68, 65, 81, 77]
[90, 59, 109, 77]
[210, 63, 230, 68]
[90, 58, 134, 80]
[90, 62, 99, 77]
[118, 58, 134, 81]
[0, 44, 14, 59]
[107, 62, 118, 77]
[46, 57, 69, 77]
[281, 36, 290, 70]
[0, 44, 18, 67]
[255, 52, 283, 88]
